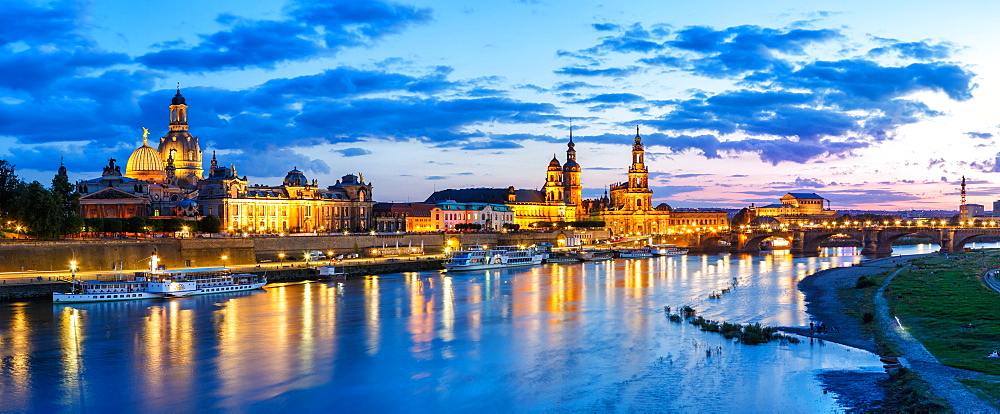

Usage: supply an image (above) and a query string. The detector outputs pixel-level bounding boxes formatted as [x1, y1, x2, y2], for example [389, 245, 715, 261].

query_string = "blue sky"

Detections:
[3, 0, 1000, 210]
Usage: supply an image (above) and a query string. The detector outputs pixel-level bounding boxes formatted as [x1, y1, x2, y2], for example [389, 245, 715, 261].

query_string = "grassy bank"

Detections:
[885, 252, 1000, 375]
[835, 269, 901, 356]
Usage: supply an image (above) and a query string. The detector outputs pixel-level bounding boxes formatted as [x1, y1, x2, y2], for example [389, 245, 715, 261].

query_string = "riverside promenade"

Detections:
[0, 256, 446, 301]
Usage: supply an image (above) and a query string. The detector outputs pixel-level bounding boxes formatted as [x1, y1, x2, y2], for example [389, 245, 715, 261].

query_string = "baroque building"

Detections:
[158, 87, 203, 186]
[196, 161, 374, 233]
[424, 134, 581, 227]
[749, 193, 837, 224]
[584, 127, 728, 234]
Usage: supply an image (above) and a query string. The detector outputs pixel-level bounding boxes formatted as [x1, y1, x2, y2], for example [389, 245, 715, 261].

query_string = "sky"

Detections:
[3, 0, 1000, 210]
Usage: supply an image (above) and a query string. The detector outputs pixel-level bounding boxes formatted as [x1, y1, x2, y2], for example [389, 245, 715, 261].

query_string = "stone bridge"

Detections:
[729, 225, 1000, 255]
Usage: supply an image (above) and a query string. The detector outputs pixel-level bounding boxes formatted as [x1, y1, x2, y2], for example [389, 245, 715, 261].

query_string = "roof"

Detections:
[785, 193, 825, 199]
[79, 187, 148, 200]
[425, 188, 545, 204]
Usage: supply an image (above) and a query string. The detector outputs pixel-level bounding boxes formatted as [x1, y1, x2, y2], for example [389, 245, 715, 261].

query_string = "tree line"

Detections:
[0, 160, 81, 238]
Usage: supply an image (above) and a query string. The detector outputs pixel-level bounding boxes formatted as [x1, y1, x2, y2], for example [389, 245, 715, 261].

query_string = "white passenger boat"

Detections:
[650, 244, 689, 256]
[616, 247, 654, 258]
[444, 245, 546, 272]
[53, 255, 266, 304]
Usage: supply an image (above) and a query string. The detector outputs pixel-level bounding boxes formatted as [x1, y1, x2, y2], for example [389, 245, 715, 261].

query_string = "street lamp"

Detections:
[221, 255, 228, 268]
[70, 260, 78, 282]
[278, 253, 285, 267]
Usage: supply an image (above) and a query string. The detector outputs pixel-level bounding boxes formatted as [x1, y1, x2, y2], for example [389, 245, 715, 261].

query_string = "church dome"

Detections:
[563, 159, 580, 172]
[548, 155, 562, 171]
[284, 167, 308, 186]
[172, 90, 186, 105]
[126, 139, 167, 182]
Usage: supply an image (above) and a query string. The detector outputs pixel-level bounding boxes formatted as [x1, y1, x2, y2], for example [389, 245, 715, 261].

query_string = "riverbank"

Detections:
[791, 253, 998, 412]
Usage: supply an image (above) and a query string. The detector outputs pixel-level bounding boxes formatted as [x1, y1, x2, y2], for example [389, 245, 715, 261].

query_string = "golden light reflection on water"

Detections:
[59, 307, 84, 407]
[364, 276, 381, 355]
[0, 303, 32, 411]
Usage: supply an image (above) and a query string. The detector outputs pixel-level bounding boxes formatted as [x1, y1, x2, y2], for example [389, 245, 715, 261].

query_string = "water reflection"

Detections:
[2, 246, 948, 412]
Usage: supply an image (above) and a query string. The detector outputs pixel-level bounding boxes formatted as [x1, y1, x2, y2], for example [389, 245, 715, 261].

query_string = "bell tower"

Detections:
[543, 154, 564, 203]
[563, 128, 582, 207]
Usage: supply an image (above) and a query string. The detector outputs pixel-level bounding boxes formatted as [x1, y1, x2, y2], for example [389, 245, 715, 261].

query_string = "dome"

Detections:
[284, 167, 308, 186]
[172, 90, 186, 105]
[548, 154, 562, 171]
[125, 139, 166, 182]
[563, 159, 580, 172]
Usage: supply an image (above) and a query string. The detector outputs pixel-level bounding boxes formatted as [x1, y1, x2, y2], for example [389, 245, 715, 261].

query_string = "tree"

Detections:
[51, 172, 80, 237]
[104, 218, 123, 234]
[62, 215, 84, 236]
[124, 216, 147, 233]
[0, 160, 19, 224]
[161, 218, 183, 233]
[14, 181, 62, 238]
[200, 215, 221, 233]
[84, 218, 104, 233]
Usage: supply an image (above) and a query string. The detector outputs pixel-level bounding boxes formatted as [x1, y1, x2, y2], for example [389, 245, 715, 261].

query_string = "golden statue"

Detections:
[142, 127, 149, 140]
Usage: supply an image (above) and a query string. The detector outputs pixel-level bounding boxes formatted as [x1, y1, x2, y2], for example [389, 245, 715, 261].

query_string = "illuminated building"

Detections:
[196, 163, 374, 233]
[750, 193, 837, 223]
[424, 134, 580, 227]
[372, 203, 442, 232]
[583, 127, 728, 234]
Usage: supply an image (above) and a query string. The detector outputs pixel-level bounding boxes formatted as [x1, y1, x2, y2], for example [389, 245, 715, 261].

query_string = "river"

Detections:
[0, 243, 980, 412]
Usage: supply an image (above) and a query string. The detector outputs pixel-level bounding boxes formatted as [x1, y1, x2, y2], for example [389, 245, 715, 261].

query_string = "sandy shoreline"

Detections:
[783, 254, 920, 353]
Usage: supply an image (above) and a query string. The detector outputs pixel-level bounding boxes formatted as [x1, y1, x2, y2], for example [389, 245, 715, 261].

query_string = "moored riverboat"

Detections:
[444, 245, 546, 271]
[575, 248, 614, 262]
[616, 247, 654, 258]
[650, 244, 689, 256]
[53, 255, 267, 304]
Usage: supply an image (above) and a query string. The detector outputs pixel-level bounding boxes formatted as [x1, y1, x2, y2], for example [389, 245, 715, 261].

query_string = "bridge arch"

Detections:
[740, 233, 791, 253]
[953, 232, 993, 251]
[802, 232, 864, 254]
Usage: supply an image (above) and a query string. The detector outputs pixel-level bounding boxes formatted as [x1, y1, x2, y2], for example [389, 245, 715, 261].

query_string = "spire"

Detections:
[211, 151, 218, 170]
[635, 124, 641, 145]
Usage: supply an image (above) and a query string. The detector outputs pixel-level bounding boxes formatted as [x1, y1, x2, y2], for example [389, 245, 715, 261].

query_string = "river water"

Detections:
[0, 244, 977, 412]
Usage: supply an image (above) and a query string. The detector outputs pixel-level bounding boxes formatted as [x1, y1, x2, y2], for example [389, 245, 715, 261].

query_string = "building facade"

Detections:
[751, 193, 838, 223]
[437, 201, 514, 231]
[196, 163, 374, 233]
[372, 203, 442, 232]
[583, 127, 728, 234]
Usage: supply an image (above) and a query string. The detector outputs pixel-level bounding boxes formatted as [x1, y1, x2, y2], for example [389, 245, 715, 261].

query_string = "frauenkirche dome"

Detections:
[126, 137, 167, 182]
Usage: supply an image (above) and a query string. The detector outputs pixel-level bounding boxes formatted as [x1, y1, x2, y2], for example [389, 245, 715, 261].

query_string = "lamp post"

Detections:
[221, 255, 228, 269]
[279, 253, 285, 268]
[70, 260, 78, 282]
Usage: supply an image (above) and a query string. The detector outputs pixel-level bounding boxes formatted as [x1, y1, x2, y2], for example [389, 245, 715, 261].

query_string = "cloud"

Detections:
[868, 40, 951, 61]
[426, 176, 448, 180]
[554, 66, 642, 77]
[335, 148, 372, 157]
[138, 0, 432, 71]
[557, 23, 975, 164]
[573, 93, 647, 105]
[966, 132, 993, 139]
[592, 23, 620, 32]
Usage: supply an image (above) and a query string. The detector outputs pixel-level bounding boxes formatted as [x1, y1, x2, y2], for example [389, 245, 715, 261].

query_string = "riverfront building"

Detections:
[582, 128, 728, 234]
[75, 89, 375, 231]
[750, 193, 838, 224]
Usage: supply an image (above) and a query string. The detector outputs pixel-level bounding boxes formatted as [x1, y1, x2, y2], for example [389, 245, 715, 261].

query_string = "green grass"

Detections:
[836, 269, 901, 356]
[958, 379, 1000, 409]
[886, 252, 1000, 375]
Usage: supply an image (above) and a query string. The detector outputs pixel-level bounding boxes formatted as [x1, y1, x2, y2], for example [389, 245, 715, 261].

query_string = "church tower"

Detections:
[609, 126, 653, 211]
[562, 128, 582, 207]
[543, 154, 564, 203]
[158, 85, 203, 186]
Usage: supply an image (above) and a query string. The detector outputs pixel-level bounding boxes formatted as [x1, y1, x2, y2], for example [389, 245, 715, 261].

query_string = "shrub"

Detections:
[862, 312, 875, 324]
[855, 275, 877, 289]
